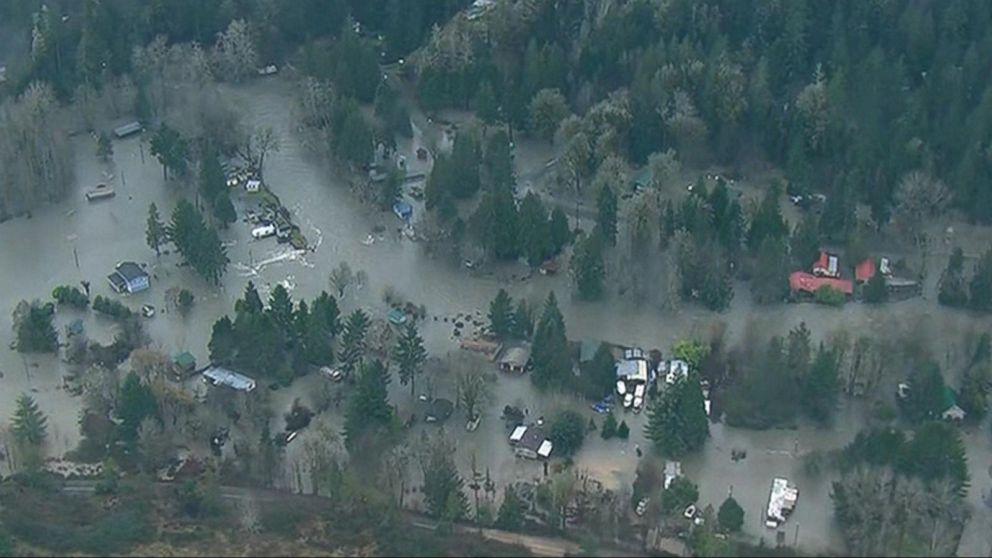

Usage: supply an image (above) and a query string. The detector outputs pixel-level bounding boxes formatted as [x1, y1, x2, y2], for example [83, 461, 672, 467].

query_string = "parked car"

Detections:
[320, 366, 344, 382]
[636, 498, 650, 517]
[141, 304, 156, 318]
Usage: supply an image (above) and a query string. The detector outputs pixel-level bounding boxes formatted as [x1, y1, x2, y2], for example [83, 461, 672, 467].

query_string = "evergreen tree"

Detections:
[747, 183, 788, 252]
[169, 200, 228, 284]
[117, 372, 157, 445]
[496, 485, 524, 530]
[236, 281, 264, 315]
[267, 284, 295, 333]
[530, 292, 569, 389]
[13, 300, 57, 353]
[302, 305, 334, 366]
[938, 247, 969, 307]
[617, 420, 630, 439]
[517, 192, 551, 266]
[900, 361, 946, 424]
[600, 413, 618, 440]
[339, 309, 371, 377]
[472, 183, 518, 259]
[801, 344, 839, 424]
[311, 291, 341, 336]
[146, 202, 166, 256]
[11, 394, 48, 446]
[198, 149, 225, 209]
[488, 289, 514, 338]
[344, 359, 394, 453]
[212, 192, 237, 227]
[393, 322, 427, 397]
[549, 207, 571, 255]
[970, 247, 992, 311]
[571, 232, 606, 300]
[661, 477, 699, 515]
[790, 214, 821, 269]
[378, 168, 403, 210]
[482, 129, 514, 190]
[510, 299, 532, 340]
[208, 316, 237, 363]
[751, 236, 790, 304]
[717, 496, 744, 533]
[645, 372, 710, 457]
[900, 422, 969, 495]
[582, 343, 617, 399]
[863, 269, 888, 303]
[549, 410, 586, 456]
[528, 88, 569, 142]
[596, 184, 618, 246]
[150, 124, 190, 179]
[421, 434, 468, 519]
[474, 81, 500, 124]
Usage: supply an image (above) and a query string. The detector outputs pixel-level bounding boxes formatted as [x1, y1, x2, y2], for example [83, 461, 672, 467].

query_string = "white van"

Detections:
[251, 224, 276, 239]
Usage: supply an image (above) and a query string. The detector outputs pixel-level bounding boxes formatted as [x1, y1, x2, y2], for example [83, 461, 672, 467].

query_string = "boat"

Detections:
[85, 184, 116, 201]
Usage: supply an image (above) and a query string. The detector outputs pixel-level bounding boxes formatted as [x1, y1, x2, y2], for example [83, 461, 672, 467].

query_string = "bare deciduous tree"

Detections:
[894, 170, 950, 247]
[212, 19, 258, 82]
[329, 262, 355, 298]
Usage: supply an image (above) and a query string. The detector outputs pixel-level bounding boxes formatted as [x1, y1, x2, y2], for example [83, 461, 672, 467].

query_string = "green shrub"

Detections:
[814, 285, 846, 306]
[93, 295, 132, 319]
[52, 286, 89, 309]
[177, 289, 195, 313]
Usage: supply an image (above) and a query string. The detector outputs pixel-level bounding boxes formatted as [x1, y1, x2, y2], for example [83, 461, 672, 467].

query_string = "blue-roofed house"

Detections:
[107, 261, 150, 294]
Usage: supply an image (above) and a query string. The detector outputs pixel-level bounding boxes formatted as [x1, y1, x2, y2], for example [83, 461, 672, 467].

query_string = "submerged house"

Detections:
[509, 424, 553, 460]
[812, 250, 840, 278]
[113, 121, 143, 139]
[497, 343, 532, 374]
[393, 200, 413, 222]
[766, 478, 799, 529]
[107, 261, 150, 294]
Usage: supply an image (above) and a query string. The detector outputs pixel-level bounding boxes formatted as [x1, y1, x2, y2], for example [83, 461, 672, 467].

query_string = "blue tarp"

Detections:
[393, 200, 413, 222]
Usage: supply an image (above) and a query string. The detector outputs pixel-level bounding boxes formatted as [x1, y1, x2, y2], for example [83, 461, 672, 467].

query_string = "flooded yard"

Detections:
[2, 77, 992, 555]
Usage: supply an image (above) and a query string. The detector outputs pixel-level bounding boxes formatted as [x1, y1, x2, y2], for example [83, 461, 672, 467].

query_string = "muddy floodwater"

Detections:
[2, 78, 992, 555]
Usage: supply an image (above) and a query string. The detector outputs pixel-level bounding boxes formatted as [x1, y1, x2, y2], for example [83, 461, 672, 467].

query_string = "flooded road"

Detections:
[2, 77, 992, 554]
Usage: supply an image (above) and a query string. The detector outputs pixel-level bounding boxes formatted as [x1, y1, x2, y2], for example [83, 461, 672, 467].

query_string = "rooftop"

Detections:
[766, 477, 799, 527]
[202, 366, 256, 392]
[114, 261, 148, 282]
[616, 358, 649, 383]
[498, 343, 532, 368]
[789, 271, 853, 295]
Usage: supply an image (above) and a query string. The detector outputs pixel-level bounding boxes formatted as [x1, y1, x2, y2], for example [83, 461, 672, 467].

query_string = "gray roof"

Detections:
[202, 366, 256, 391]
[517, 425, 549, 452]
[114, 261, 147, 282]
[580, 339, 603, 362]
[113, 121, 142, 137]
[498, 343, 532, 367]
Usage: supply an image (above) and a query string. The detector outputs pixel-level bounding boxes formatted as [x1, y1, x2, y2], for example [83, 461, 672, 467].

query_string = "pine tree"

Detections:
[863, 269, 888, 303]
[11, 394, 48, 446]
[146, 203, 166, 256]
[312, 291, 341, 337]
[583, 343, 617, 399]
[800, 344, 839, 424]
[117, 372, 157, 445]
[236, 281, 264, 315]
[474, 81, 500, 124]
[717, 496, 744, 533]
[751, 236, 790, 304]
[970, 247, 992, 311]
[645, 372, 710, 457]
[421, 434, 468, 519]
[339, 310, 371, 377]
[790, 213, 821, 269]
[267, 284, 295, 333]
[747, 183, 788, 252]
[518, 192, 551, 266]
[571, 232, 606, 300]
[488, 289, 514, 338]
[510, 299, 532, 340]
[496, 485, 524, 530]
[596, 184, 618, 246]
[531, 292, 569, 389]
[549, 207, 571, 255]
[344, 360, 394, 453]
[212, 192, 237, 227]
[601, 413, 618, 440]
[938, 247, 969, 307]
[209, 316, 237, 363]
[14, 300, 58, 353]
[393, 322, 427, 397]
[617, 420, 630, 439]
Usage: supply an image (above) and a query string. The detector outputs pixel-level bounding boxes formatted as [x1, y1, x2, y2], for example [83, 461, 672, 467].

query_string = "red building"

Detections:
[789, 271, 853, 296]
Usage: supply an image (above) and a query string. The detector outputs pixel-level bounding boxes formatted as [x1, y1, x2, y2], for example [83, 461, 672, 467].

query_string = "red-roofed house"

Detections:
[856, 257, 892, 283]
[812, 250, 840, 278]
[789, 271, 853, 296]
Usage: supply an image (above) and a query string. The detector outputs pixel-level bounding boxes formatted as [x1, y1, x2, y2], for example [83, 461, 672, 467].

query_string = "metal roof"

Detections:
[202, 366, 256, 392]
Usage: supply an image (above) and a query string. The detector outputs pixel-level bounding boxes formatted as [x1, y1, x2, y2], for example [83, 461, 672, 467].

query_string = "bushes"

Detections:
[549, 410, 586, 456]
[52, 285, 89, 308]
[814, 285, 846, 306]
[177, 289, 195, 314]
[93, 295, 132, 319]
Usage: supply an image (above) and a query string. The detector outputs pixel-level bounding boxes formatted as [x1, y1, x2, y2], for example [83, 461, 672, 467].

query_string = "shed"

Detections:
[511, 425, 553, 460]
[632, 166, 653, 191]
[245, 179, 262, 193]
[173, 351, 196, 373]
[113, 121, 142, 138]
[388, 308, 408, 326]
[580, 339, 604, 363]
[942, 387, 966, 421]
[393, 200, 413, 222]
